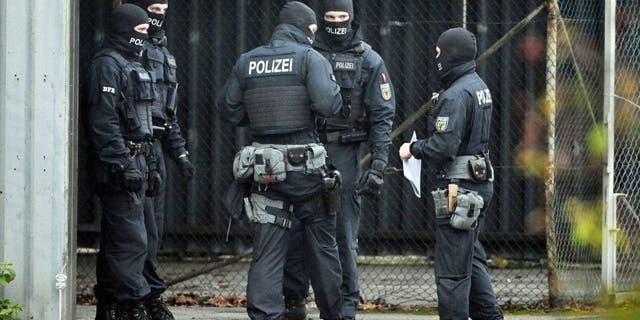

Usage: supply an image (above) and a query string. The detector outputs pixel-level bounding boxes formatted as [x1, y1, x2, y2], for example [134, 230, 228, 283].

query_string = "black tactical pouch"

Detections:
[165, 83, 178, 117]
[118, 99, 141, 131]
[322, 165, 342, 216]
[468, 156, 488, 182]
[132, 68, 154, 102]
[286, 146, 307, 166]
[253, 147, 286, 184]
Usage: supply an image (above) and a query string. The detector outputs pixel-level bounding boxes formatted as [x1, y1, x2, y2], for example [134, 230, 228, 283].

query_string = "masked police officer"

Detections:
[399, 28, 504, 320]
[283, 1, 396, 319]
[130, 1, 195, 319]
[88, 4, 155, 320]
[217, 2, 344, 320]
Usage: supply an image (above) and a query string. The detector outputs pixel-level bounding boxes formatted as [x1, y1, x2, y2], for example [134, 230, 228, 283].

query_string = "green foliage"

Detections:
[0, 263, 23, 320]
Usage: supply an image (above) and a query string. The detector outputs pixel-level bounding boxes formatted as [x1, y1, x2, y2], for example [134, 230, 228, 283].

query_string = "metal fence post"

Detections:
[602, 0, 616, 305]
[544, 0, 559, 308]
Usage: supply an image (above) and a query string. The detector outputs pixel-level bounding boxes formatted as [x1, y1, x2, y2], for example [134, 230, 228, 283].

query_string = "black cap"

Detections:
[319, 0, 354, 21]
[279, 1, 317, 34]
[110, 3, 149, 35]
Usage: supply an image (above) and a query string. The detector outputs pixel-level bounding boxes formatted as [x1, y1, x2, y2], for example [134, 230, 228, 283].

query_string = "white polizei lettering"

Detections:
[149, 18, 163, 27]
[476, 90, 484, 104]
[249, 58, 294, 75]
[326, 27, 348, 35]
[281, 58, 292, 72]
[484, 89, 493, 103]
[129, 37, 145, 46]
[335, 61, 355, 69]
[256, 60, 266, 74]
[476, 89, 493, 105]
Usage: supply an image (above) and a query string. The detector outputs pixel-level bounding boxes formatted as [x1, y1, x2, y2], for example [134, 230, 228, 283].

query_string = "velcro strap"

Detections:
[249, 193, 294, 229]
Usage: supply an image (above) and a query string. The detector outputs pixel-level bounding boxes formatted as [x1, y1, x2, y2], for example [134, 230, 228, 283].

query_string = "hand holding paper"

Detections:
[401, 131, 421, 198]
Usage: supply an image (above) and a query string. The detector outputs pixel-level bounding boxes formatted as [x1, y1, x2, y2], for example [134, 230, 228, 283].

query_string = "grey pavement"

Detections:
[75, 305, 601, 320]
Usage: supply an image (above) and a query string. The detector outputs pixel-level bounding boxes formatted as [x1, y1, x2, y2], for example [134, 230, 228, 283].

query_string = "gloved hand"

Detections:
[177, 155, 196, 179]
[357, 159, 385, 197]
[146, 170, 162, 196]
[120, 163, 144, 192]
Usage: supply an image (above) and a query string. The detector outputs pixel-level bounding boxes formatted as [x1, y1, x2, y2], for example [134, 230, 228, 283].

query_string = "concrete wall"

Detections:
[0, 0, 77, 319]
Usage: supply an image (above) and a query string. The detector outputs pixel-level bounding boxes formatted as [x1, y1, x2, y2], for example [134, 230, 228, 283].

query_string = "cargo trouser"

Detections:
[143, 140, 168, 298]
[94, 154, 151, 303]
[284, 142, 361, 318]
[247, 185, 343, 320]
[432, 179, 503, 320]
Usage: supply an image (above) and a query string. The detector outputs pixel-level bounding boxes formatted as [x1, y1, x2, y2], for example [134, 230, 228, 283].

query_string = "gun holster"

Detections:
[322, 165, 342, 215]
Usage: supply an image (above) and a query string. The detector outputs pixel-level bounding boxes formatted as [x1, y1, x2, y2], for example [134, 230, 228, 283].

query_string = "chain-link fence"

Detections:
[76, 0, 639, 309]
[612, 0, 640, 296]
[553, 0, 604, 303]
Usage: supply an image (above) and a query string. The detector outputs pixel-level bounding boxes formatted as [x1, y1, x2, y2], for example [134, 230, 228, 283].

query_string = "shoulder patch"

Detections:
[435, 116, 449, 132]
[380, 83, 392, 101]
[102, 86, 116, 94]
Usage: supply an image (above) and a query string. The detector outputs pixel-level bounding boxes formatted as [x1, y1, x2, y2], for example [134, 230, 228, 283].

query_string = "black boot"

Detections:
[118, 301, 150, 320]
[284, 298, 307, 320]
[95, 301, 119, 320]
[144, 296, 175, 320]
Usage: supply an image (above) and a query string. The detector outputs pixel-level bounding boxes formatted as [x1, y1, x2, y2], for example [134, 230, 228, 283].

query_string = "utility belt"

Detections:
[436, 154, 494, 182]
[243, 166, 341, 228]
[125, 140, 152, 157]
[232, 143, 327, 184]
[432, 183, 484, 231]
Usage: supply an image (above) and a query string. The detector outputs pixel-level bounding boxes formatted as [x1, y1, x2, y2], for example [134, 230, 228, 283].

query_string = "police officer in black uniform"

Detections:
[130, 1, 195, 319]
[217, 2, 344, 320]
[88, 4, 155, 320]
[283, 1, 396, 319]
[399, 28, 504, 320]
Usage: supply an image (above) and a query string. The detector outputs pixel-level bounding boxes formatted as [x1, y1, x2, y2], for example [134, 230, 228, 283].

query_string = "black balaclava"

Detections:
[107, 4, 149, 55]
[436, 28, 477, 87]
[279, 1, 317, 44]
[319, 0, 354, 45]
[131, 0, 168, 37]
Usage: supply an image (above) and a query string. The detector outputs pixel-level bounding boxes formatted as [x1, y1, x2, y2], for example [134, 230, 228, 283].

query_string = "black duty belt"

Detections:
[126, 140, 152, 157]
[319, 129, 368, 144]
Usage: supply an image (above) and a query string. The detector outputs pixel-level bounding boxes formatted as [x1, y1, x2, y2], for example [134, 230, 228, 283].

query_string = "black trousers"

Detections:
[143, 140, 167, 298]
[247, 189, 343, 320]
[94, 154, 150, 303]
[284, 142, 362, 318]
[432, 180, 503, 320]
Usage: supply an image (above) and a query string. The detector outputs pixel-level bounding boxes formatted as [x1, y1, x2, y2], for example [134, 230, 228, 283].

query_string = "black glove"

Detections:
[120, 163, 144, 192]
[357, 159, 385, 197]
[146, 170, 162, 196]
[177, 155, 196, 178]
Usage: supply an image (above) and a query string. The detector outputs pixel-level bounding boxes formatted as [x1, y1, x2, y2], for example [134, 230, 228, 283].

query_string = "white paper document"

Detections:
[402, 131, 422, 198]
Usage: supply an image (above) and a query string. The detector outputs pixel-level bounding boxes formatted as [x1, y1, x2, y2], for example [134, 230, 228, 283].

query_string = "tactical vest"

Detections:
[97, 49, 154, 141]
[319, 43, 369, 131]
[241, 41, 312, 136]
[143, 43, 178, 120]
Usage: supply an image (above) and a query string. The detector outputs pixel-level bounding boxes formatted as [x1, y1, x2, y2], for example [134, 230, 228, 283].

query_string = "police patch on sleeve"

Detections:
[380, 83, 392, 101]
[102, 86, 116, 94]
[435, 116, 449, 132]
